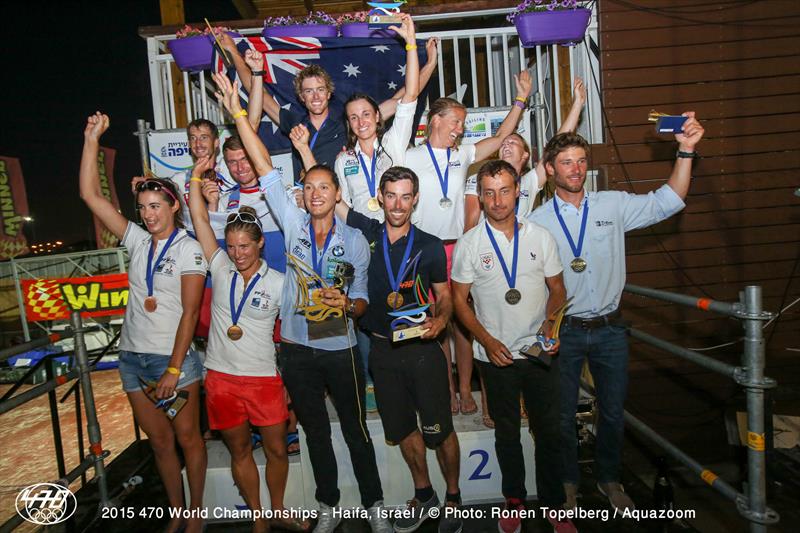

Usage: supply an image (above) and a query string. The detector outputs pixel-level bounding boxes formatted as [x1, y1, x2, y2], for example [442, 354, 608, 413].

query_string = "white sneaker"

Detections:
[366, 501, 393, 533]
[314, 502, 341, 533]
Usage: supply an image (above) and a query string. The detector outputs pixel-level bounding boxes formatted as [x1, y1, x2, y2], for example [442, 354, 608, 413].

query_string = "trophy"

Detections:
[648, 110, 687, 134]
[286, 254, 349, 340]
[367, 1, 405, 29]
[520, 297, 573, 366]
[386, 251, 432, 342]
[138, 377, 189, 420]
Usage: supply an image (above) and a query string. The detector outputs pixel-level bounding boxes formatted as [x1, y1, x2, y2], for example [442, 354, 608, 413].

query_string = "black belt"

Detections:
[563, 310, 622, 330]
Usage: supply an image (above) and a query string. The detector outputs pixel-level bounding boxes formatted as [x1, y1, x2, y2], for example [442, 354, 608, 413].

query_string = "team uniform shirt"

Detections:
[169, 152, 236, 232]
[450, 217, 562, 362]
[465, 168, 541, 220]
[280, 103, 346, 184]
[118, 223, 208, 355]
[405, 143, 476, 241]
[346, 210, 448, 337]
[205, 250, 283, 376]
[335, 100, 417, 221]
[528, 185, 685, 318]
[259, 169, 370, 350]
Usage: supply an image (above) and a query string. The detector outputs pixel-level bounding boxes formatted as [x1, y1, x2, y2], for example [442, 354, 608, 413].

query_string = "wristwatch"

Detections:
[676, 150, 698, 159]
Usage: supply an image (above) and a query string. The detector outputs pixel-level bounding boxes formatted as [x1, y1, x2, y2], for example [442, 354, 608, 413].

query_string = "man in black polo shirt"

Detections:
[337, 167, 463, 533]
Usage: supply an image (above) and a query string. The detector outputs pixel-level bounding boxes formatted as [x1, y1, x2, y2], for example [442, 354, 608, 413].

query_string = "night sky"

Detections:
[2, 1, 240, 247]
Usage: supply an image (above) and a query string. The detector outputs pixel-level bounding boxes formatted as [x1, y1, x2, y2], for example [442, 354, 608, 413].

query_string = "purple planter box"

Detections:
[340, 22, 396, 38]
[262, 24, 338, 38]
[168, 32, 240, 72]
[514, 8, 591, 47]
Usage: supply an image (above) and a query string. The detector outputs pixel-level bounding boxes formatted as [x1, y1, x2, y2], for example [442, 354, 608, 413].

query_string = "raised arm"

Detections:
[187, 155, 221, 260]
[212, 72, 274, 176]
[378, 26, 432, 117]
[474, 70, 533, 162]
[534, 77, 587, 187]
[244, 49, 265, 131]
[220, 33, 282, 124]
[79, 112, 128, 239]
[667, 111, 704, 199]
[289, 124, 317, 172]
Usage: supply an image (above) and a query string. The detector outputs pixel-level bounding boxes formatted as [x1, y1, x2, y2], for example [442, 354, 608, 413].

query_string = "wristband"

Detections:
[166, 366, 181, 376]
[514, 96, 527, 103]
[189, 177, 203, 183]
[232, 109, 248, 119]
[405, 44, 418, 51]
[513, 100, 526, 110]
[676, 150, 698, 159]
[251, 70, 266, 76]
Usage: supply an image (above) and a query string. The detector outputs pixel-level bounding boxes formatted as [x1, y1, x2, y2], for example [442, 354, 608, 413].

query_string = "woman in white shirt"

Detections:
[79, 113, 207, 533]
[187, 158, 308, 533]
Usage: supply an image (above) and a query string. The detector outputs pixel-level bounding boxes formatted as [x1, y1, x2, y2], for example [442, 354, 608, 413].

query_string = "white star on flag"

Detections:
[343, 63, 361, 78]
[266, 103, 292, 133]
[371, 45, 390, 53]
[397, 64, 406, 76]
[387, 81, 398, 90]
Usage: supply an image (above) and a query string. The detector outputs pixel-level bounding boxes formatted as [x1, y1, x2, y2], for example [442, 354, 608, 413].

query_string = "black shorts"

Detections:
[369, 336, 454, 447]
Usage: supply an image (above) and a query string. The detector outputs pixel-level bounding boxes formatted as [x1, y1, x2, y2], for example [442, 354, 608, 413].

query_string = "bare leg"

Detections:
[170, 382, 206, 533]
[453, 321, 477, 414]
[258, 422, 288, 510]
[399, 430, 432, 488]
[441, 325, 459, 414]
[434, 432, 461, 495]
[220, 422, 269, 533]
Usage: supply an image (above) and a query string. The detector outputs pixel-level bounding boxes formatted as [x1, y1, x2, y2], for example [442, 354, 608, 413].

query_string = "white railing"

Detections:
[143, 6, 602, 152]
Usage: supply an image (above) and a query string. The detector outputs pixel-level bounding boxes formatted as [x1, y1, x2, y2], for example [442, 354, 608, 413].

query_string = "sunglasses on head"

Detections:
[226, 211, 263, 230]
[135, 180, 178, 203]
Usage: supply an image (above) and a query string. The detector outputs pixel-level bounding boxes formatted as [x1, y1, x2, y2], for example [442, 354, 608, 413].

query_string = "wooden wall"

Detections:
[595, 0, 800, 455]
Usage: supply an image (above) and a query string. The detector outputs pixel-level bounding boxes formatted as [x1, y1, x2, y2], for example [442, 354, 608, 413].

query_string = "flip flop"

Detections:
[286, 431, 300, 456]
[460, 395, 478, 415]
[482, 414, 495, 429]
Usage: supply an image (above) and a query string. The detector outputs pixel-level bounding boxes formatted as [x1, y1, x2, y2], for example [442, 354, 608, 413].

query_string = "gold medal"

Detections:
[570, 257, 587, 273]
[143, 296, 158, 312]
[227, 325, 243, 341]
[367, 197, 380, 211]
[386, 291, 404, 309]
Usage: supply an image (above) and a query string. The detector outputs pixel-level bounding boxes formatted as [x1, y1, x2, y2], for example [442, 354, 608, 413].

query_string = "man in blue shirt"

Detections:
[213, 72, 392, 533]
[528, 115, 704, 513]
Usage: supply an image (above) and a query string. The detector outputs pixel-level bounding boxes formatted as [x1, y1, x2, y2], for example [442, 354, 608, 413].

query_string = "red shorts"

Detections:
[205, 370, 289, 430]
[443, 240, 456, 281]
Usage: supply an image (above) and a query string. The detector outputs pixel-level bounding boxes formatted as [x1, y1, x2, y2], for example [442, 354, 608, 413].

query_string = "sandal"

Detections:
[271, 516, 311, 532]
[482, 414, 495, 429]
[286, 431, 300, 456]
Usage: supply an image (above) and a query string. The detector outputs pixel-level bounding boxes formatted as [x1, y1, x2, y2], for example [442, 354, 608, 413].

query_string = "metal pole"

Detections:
[629, 328, 739, 378]
[45, 360, 67, 479]
[0, 368, 80, 415]
[70, 311, 111, 507]
[10, 258, 30, 341]
[0, 332, 69, 362]
[136, 119, 151, 176]
[625, 284, 741, 318]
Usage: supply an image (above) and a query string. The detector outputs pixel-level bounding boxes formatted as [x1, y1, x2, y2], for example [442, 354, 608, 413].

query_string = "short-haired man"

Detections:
[528, 116, 704, 513]
[451, 160, 574, 533]
[336, 167, 463, 533]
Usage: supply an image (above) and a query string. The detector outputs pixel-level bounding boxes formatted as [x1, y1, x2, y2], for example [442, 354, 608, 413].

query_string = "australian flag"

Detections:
[212, 36, 428, 153]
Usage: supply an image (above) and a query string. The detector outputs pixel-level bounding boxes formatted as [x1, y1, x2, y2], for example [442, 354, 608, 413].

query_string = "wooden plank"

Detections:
[600, 151, 800, 178]
[603, 57, 800, 90]
[626, 259, 800, 289]
[683, 170, 800, 196]
[625, 242, 800, 271]
[625, 224, 800, 252]
[601, 0, 761, 13]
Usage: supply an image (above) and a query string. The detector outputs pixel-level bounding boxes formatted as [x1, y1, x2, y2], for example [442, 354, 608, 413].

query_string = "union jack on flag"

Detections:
[212, 36, 428, 154]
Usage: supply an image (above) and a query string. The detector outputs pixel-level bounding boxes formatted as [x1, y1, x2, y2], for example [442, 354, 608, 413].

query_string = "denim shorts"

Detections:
[118, 350, 203, 393]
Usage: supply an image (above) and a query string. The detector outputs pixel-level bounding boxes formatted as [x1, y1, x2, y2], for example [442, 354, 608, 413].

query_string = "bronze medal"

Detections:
[570, 257, 587, 273]
[386, 291, 404, 309]
[143, 296, 158, 312]
[505, 289, 521, 305]
[227, 325, 243, 341]
[367, 197, 380, 211]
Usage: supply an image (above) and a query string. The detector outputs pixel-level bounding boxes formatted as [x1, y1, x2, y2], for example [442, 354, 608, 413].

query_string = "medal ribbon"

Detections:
[229, 270, 262, 327]
[309, 219, 335, 277]
[358, 151, 378, 199]
[426, 143, 450, 200]
[553, 196, 589, 259]
[382, 225, 416, 294]
[309, 116, 327, 150]
[484, 221, 519, 291]
[146, 229, 179, 297]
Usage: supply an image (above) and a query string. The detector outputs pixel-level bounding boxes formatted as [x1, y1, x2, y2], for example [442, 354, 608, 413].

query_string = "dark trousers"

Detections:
[280, 342, 383, 508]
[478, 358, 565, 507]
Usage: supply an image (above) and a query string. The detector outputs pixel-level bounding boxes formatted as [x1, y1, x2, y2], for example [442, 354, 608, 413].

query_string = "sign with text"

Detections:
[22, 273, 129, 322]
[0, 156, 30, 259]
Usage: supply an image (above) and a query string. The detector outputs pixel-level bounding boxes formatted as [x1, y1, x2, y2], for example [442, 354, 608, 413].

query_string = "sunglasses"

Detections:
[135, 180, 178, 203]
[226, 211, 263, 230]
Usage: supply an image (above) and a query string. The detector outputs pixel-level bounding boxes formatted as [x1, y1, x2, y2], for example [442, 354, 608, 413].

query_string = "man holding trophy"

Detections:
[337, 167, 464, 533]
[451, 160, 575, 533]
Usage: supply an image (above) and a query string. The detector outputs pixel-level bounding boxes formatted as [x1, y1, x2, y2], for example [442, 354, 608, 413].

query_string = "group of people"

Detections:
[79, 14, 704, 533]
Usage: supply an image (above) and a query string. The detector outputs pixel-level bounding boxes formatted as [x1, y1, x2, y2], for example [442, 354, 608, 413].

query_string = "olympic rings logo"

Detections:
[15, 483, 78, 525]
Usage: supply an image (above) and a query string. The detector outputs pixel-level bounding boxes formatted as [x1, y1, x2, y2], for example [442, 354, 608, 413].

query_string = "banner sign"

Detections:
[94, 147, 121, 249]
[22, 273, 129, 322]
[0, 156, 30, 259]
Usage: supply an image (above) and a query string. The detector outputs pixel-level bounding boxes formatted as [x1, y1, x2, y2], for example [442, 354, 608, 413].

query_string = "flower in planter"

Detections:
[175, 24, 233, 39]
[336, 11, 369, 25]
[264, 11, 336, 28]
[507, 0, 581, 23]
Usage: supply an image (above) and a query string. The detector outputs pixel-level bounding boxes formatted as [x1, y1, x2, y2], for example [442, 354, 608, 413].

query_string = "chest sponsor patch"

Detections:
[344, 165, 359, 176]
[480, 252, 494, 271]
[331, 245, 345, 257]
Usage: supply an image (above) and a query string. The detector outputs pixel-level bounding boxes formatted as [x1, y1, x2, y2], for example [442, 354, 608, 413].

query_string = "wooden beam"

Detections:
[159, 0, 188, 128]
[231, 0, 258, 19]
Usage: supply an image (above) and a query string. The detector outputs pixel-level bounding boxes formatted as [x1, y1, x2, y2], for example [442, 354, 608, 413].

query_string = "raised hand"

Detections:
[573, 77, 586, 108]
[389, 13, 415, 43]
[219, 31, 237, 52]
[201, 178, 220, 205]
[425, 37, 439, 66]
[211, 72, 242, 114]
[514, 70, 533, 100]
[130, 176, 146, 193]
[244, 49, 264, 72]
[84, 112, 109, 142]
[676, 111, 704, 151]
[289, 124, 311, 149]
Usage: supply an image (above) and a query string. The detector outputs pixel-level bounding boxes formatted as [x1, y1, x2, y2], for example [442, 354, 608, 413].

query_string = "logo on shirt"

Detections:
[331, 245, 345, 257]
[595, 220, 613, 227]
[448, 160, 462, 169]
[520, 190, 530, 199]
[530, 252, 537, 261]
[194, 253, 203, 266]
[480, 252, 494, 271]
[298, 238, 311, 248]
[344, 165, 359, 176]
[250, 289, 271, 310]
[156, 257, 176, 276]
[291, 246, 307, 260]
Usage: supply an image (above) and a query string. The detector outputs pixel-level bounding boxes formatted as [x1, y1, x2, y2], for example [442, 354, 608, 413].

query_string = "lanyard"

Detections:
[382, 225, 415, 293]
[358, 151, 378, 198]
[426, 143, 450, 199]
[229, 270, 262, 326]
[553, 196, 589, 259]
[145, 229, 179, 297]
[309, 116, 327, 150]
[309, 219, 335, 277]
[484, 221, 518, 290]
